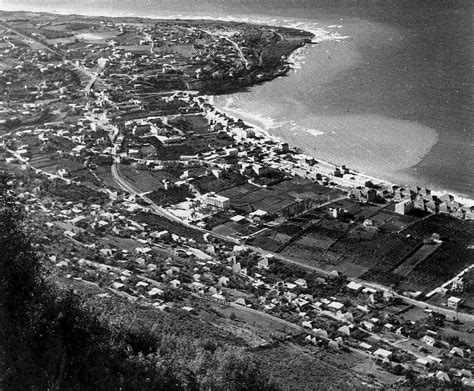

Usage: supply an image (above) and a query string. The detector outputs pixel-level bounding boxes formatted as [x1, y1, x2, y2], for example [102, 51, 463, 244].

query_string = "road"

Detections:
[110, 160, 241, 243]
[84, 74, 97, 95]
[197, 28, 249, 69]
[222, 37, 249, 68]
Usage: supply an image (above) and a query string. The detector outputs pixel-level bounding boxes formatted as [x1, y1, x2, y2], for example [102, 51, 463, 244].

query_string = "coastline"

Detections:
[2, 7, 472, 207]
[209, 96, 474, 209]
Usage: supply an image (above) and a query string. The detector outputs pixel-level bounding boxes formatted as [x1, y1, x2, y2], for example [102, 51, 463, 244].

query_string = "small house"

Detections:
[447, 296, 462, 309]
[422, 335, 436, 347]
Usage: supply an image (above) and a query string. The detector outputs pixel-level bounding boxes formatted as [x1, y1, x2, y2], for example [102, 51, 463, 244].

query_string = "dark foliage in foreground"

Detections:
[0, 172, 277, 391]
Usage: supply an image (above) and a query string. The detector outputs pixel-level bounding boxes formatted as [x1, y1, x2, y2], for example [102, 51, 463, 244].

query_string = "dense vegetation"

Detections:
[0, 172, 277, 390]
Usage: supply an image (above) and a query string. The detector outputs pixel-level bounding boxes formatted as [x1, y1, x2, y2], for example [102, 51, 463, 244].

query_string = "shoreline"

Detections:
[209, 95, 474, 209]
[2, 8, 472, 207]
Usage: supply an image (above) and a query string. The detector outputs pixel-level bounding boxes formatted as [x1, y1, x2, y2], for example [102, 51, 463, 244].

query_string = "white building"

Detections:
[447, 296, 462, 309]
[202, 193, 230, 209]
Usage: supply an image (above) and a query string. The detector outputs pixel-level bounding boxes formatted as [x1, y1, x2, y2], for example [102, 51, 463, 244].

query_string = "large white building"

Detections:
[202, 193, 230, 209]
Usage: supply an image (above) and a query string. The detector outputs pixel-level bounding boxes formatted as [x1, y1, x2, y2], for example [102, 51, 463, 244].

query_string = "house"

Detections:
[111, 282, 125, 290]
[362, 321, 374, 332]
[459, 369, 472, 378]
[313, 328, 328, 339]
[356, 305, 370, 313]
[249, 209, 269, 223]
[363, 218, 375, 227]
[328, 301, 344, 312]
[395, 199, 414, 215]
[373, 348, 392, 360]
[435, 371, 450, 382]
[447, 296, 462, 309]
[346, 281, 363, 293]
[342, 311, 354, 322]
[181, 306, 195, 313]
[235, 298, 246, 306]
[331, 208, 344, 219]
[383, 291, 394, 301]
[136, 281, 149, 289]
[427, 355, 442, 365]
[218, 276, 230, 286]
[252, 164, 270, 176]
[235, 127, 255, 139]
[302, 321, 312, 329]
[294, 278, 307, 288]
[294, 298, 309, 308]
[225, 148, 238, 156]
[151, 230, 170, 240]
[359, 342, 372, 351]
[337, 325, 351, 336]
[190, 282, 205, 292]
[284, 291, 297, 302]
[257, 257, 269, 269]
[169, 279, 181, 288]
[449, 347, 464, 357]
[422, 335, 436, 347]
[230, 215, 246, 223]
[148, 287, 164, 297]
[211, 293, 226, 302]
[415, 358, 430, 368]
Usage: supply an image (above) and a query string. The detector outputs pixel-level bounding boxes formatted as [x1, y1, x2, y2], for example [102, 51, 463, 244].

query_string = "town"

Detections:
[0, 10, 473, 389]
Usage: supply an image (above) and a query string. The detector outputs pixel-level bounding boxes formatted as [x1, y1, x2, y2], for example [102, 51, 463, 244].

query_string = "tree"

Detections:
[0, 171, 280, 390]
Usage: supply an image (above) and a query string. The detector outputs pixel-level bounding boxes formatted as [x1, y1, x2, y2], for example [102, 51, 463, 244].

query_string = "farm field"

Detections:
[269, 177, 343, 203]
[194, 172, 246, 194]
[95, 165, 122, 190]
[393, 242, 442, 277]
[212, 221, 260, 238]
[397, 215, 474, 292]
[219, 183, 296, 214]
[118, 164, 179, 193]
[134, 211, 205, 243]
[248, 198, 474, 292]
[253, 342, 369, 390]
[220, 177, 344, 216]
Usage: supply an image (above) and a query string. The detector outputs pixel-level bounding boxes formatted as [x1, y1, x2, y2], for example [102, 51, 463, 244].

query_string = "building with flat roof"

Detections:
[202, 193, 230, 209]
[395, 199, 414, 215]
